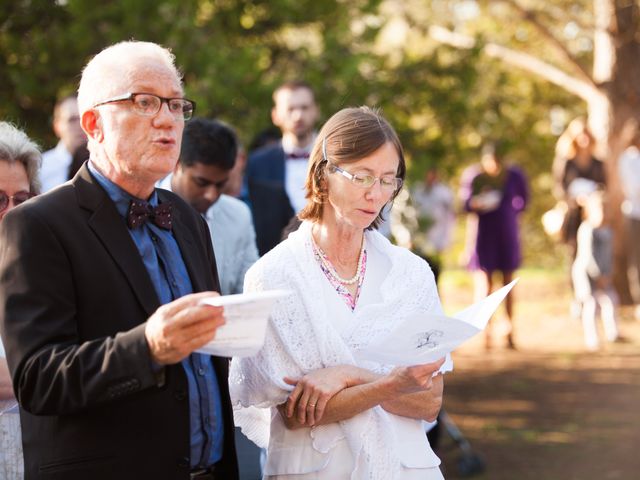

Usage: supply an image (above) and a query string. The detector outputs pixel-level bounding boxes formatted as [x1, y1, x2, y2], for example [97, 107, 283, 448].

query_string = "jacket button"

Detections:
[174, 389, 187, 401]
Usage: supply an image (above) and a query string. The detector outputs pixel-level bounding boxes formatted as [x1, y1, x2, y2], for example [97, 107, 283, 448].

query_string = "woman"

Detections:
[230, 107, 451, 479]
[0, 121, 40, 479]
[552, 118, 606, 257]
[460, 141, 528, 349]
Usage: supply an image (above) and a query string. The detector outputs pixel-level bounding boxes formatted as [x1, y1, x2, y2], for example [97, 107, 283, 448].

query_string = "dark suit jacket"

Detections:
[245, 143, 295, 255]
[0, 165, 238, 480]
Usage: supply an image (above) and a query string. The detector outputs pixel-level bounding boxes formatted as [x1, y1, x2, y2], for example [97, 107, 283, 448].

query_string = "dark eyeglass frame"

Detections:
[0, 190, 33, 213]
[92, 92, 196, 121]
[322, 137, 403, 192]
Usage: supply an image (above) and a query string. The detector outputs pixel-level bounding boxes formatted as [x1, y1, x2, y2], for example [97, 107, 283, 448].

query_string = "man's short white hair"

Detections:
[77, 41, 182, 115]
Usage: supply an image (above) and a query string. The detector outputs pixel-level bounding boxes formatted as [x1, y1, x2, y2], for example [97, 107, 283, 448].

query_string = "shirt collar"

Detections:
[88, 160, 159, 219]
[281, 133, 316, 157]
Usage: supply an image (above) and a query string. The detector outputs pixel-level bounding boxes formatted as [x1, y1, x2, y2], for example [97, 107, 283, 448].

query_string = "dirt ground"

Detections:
[435, 270, 640, 480]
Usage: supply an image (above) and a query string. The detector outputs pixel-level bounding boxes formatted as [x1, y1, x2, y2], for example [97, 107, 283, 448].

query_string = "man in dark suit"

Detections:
[0, 41, 238, 480]
[245, 81, 319, 255]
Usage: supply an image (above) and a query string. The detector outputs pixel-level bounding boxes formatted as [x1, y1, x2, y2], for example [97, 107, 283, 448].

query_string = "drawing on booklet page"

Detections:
[415, 330, 444, 350]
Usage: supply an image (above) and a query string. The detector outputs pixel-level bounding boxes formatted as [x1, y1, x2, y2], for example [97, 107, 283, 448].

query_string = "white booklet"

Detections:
[196, 290, 291, 357]
[355, 279, 518, 366]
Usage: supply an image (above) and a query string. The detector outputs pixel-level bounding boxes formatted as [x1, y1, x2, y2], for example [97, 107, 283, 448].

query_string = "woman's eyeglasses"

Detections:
[0, 190, 32, 213]
[327, 163, 403, 192]
[322, 137, 402, 192]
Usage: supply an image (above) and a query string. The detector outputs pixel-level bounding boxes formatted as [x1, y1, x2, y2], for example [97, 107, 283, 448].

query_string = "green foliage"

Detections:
[0, 0, 591, 267]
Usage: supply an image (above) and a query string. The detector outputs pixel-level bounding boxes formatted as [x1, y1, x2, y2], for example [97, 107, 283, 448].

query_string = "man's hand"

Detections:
[144, 292, 225, 365]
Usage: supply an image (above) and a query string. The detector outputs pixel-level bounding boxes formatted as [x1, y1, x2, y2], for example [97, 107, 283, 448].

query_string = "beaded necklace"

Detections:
[312, 235, 366, 285]
[311, 235, 367, 311]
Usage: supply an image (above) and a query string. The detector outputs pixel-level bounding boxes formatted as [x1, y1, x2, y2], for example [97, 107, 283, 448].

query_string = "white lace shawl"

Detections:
[229, 221, 445, 478]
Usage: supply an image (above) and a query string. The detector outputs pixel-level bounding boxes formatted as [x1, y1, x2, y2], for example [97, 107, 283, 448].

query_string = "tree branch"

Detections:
[428, 25, 599, 102]
[498, 0, 597, 88]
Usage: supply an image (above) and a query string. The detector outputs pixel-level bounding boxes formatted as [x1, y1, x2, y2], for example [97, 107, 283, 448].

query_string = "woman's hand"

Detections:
[384, 357, 446, 396]
[283, 365, 360, 426]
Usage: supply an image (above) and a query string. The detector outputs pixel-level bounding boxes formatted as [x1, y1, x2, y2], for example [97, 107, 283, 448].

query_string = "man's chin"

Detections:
[192, 202, 214, 215]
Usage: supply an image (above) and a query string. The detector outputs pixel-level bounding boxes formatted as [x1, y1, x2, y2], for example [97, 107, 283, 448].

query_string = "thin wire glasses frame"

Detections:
[322, 137, 403, 192]
[92, 92, 196, 121]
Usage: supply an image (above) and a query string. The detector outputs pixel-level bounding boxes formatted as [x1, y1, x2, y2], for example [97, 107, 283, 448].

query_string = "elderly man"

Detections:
[0, 41, 238, 479]
[245, 80, 319, 255]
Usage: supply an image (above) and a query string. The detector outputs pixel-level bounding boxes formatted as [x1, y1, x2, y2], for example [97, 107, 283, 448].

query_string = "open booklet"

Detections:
[196, 290, 291, 357]
[355, 279, 519, 366]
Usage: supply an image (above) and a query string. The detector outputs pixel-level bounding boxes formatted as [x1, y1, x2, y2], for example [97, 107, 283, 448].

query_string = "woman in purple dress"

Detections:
[460, 141, 529, 349]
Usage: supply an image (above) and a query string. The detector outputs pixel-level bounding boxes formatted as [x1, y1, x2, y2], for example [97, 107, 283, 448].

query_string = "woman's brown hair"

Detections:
[298, 106, 406, 229]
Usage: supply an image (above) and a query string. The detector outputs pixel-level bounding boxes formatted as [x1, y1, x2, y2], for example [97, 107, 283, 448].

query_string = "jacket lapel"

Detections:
[73, 165, 160, 317]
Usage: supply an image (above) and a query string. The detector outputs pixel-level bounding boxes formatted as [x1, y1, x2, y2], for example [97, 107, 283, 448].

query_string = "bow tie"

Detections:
[127, 200, 173, 230]
[286, 151, 309, 160]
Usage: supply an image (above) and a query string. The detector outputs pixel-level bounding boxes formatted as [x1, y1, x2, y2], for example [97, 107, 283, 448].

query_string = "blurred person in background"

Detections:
[571, 190, 620, 350]
[618, 128, 640, 320]
[159, 118, 259, 296]
[552, 118, 607, 320]
[38, 94, 86, 192]
[460, 141, 528, 349]
[0, 121, 41, 480]
[390, 166, 456, 283]
[245, 81, 319, 255]
[552, 118, 607, 258]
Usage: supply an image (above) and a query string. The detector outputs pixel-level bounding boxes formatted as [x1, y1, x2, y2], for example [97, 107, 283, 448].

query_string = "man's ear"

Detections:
[81, 109, 103, 142]
[271, 106, 281, 128]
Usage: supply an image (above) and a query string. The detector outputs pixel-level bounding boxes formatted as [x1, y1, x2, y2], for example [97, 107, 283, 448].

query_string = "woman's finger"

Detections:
[285, 382, 303, 418]
[297, 386, 314, 425]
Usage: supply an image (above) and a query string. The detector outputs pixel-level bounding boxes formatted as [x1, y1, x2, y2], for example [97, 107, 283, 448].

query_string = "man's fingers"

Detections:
[162, 291, 223, 320]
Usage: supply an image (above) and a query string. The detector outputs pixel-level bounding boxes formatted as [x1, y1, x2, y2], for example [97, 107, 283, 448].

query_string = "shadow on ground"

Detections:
[437, 350, 640, 480]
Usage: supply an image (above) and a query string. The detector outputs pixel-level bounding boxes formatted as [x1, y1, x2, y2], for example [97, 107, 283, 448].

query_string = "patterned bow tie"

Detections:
[127, 200, 173, 230]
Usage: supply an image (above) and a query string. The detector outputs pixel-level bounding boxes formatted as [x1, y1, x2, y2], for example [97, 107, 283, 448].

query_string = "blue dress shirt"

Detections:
[88, 162, 224, 468]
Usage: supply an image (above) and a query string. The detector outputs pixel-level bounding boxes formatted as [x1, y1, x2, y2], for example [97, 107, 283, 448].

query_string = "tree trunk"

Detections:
[592, 0, 640, 304]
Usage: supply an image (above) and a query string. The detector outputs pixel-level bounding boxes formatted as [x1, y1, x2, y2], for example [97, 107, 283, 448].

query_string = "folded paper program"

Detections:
[197, 290, 291, 357]
[355, 279, 518, 366]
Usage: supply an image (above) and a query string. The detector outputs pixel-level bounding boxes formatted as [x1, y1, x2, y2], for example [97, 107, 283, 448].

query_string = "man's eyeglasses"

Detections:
[327, 163, 403, 192]
[0, 190, 32, 213]
[93, 92, 196, 121]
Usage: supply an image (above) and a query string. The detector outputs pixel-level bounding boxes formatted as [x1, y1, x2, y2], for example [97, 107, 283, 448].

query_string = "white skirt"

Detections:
[265, 437, 445, 480]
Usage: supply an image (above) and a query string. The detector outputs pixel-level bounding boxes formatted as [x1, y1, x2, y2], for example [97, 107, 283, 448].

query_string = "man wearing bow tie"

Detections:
[245, 80, 319, 255]
[0, 41, 238, 480]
